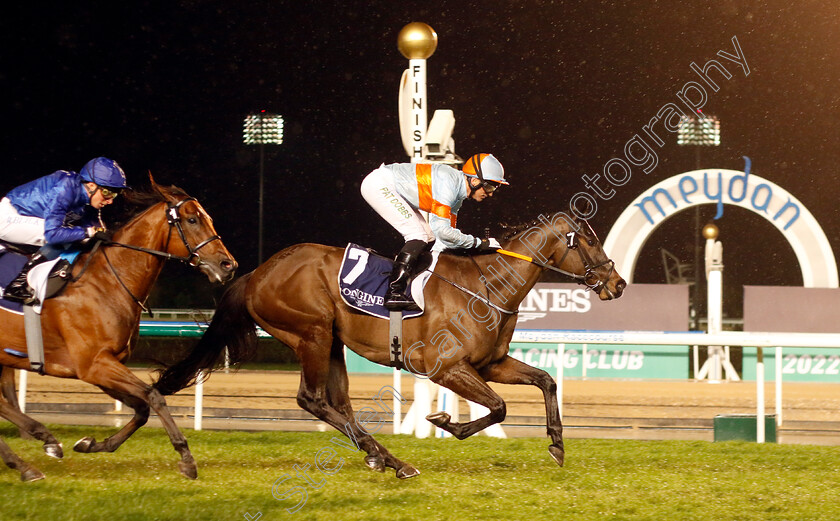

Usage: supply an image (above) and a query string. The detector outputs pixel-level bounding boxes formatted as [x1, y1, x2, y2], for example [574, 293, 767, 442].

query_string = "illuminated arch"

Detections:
[603, 169, 838, 288]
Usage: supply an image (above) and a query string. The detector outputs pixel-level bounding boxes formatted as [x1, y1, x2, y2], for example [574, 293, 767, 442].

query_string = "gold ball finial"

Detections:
[702, 222, 720, 240]
[397, 22, 438, 60]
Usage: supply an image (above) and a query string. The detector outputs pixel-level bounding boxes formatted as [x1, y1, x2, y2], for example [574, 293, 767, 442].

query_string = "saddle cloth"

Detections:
[337, 243, 438, 319]
[0, 244, 80, 314]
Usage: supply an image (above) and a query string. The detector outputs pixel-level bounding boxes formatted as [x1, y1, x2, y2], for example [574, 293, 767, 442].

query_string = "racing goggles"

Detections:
[481, 180, 502, 194]
[98, 186, 123, 200]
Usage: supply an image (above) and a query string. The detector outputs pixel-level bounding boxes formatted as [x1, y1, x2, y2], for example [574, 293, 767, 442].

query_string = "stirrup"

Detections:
[384, 292, 420, 311]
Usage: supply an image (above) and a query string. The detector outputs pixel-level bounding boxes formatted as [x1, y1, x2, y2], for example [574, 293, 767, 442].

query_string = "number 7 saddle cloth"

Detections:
[337, 243, 439, 320]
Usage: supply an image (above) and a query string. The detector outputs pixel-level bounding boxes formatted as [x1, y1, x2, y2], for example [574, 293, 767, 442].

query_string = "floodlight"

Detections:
[677, 115, 720, 146]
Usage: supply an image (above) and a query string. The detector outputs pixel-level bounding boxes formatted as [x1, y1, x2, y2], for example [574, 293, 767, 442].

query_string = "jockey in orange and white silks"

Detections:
[361, 153, 508, 310]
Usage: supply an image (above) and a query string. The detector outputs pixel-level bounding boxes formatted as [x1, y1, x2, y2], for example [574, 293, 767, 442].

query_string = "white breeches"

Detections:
[0, 197, 45, 246]
[360, 166, 435, 243]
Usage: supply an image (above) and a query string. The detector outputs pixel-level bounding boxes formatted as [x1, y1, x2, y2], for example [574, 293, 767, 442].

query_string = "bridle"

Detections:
[429, 221, 617, 315]
[76, 196, 222, 313]
[110, 197, 222, 266]
[498, 222, 617, 297]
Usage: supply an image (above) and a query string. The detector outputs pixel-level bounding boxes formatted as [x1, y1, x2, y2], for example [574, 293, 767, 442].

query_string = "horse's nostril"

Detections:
[221, 259, 234, 272]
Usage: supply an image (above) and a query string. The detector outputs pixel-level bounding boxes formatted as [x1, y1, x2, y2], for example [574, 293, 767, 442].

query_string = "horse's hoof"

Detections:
[548, 444, 565, 467]
[425, 411, 450, 427]
[178, 461, 198, 479]
[44, 442, 63, 459]
[21, 467, 45, 482]
[364, 454, 386, 472]
[396, 464, 420, 479]
[73, 437, 95, 453]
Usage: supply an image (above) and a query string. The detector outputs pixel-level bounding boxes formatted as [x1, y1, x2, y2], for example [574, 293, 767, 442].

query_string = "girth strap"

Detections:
[388, 310, 404, 369]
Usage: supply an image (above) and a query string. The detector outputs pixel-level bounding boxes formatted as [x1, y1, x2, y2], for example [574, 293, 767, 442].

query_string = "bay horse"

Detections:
[0, 176, 236, 482]
[155, 212, 625, 478]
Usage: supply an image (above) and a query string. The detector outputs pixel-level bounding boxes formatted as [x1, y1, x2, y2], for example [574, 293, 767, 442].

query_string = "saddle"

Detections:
[0, 241, 74, 312]
[338, 243, 437, 320]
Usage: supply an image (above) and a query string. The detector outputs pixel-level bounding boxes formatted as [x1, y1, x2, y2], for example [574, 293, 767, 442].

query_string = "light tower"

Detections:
[677, 114, 720, 331]
[243, 111, 284, 265]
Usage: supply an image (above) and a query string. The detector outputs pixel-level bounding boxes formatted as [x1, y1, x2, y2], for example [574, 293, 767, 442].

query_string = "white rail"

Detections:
[512, 330, 840, 443]
[15, 330, 840, 442]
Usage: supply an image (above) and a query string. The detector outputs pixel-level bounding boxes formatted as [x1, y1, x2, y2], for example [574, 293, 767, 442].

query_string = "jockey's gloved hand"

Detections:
[93, 230, 113, 241]
[87, 227, 113, 242]
[475, 238, 501, 252]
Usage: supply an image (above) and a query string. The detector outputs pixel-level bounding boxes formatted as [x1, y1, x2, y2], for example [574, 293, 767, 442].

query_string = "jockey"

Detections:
[0, 156, 128, 302]
[361, 153, 507, 310]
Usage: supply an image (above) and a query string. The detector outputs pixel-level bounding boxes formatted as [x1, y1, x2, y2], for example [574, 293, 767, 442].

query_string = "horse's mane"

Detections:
[499, 213, 585, 243]
[106, 183, 189, 230]
[499, 220, 542, 242]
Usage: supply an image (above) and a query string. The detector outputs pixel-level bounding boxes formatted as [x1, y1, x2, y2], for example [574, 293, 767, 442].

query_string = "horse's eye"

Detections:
[188, 217, 198, 224]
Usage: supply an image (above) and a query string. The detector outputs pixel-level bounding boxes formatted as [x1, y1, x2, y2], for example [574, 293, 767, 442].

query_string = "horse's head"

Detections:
[150, 176, 238, 283]
[508, 212, 626, 300]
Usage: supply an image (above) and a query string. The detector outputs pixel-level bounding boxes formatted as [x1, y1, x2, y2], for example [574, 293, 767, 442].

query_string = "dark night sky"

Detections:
[0, 1, 838, 315]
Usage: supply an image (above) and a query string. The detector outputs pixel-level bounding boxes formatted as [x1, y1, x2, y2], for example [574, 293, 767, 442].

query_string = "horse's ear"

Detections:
[148, 171, 167, 199]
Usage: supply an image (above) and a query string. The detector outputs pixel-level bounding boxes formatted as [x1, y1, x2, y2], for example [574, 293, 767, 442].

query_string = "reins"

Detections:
[497, 225, 617, 296]
[428, 225, 617, 309]
[426, 268, 519, 316]
[496, 248, 583, 282]
[104, 197, 221, 266]
[71, 196, 222, 315]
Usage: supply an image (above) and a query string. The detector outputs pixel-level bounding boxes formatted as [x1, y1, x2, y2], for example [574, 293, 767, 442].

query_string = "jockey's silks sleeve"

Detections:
[389, 163, 478, 249]
[7, 171, 92, 244]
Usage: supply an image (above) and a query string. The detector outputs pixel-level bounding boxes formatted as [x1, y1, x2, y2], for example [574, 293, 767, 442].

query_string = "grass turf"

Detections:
[1, 424, 839, 520]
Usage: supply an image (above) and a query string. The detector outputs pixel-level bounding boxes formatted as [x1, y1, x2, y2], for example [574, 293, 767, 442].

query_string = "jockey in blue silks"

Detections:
[360, 153, 508, 310]
[0, 157, 128, 302]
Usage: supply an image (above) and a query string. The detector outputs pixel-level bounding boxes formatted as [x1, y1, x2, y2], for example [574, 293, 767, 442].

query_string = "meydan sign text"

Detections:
[604, 158, 838, 287]
[635, 157, 797, 228]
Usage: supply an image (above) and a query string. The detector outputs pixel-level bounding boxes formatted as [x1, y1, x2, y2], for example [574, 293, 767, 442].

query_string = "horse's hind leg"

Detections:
[293, 330, 410, 478]
[480, 355, 564, 466]
[426, 359, 507, 440]
[325, 344, 418, 479]
[0, 389, 63, 459]
[0, 436, 44, 482]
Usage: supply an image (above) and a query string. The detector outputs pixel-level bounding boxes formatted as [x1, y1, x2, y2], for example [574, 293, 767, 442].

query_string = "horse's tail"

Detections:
[154, 273, 258, 395]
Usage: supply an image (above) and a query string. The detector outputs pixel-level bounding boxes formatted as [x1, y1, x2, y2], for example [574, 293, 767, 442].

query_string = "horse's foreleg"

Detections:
[480, 355, 564, 466]
[325, 350, 418, 479]
[72, 386, 149, 455]
[0, 436, 44, 482]
[0, 366, 37, 440]
[76, 357, 196, 479]
[145, 387, 197, 479]
[0, 391, 63, 459]
[427, 359, 506, 440]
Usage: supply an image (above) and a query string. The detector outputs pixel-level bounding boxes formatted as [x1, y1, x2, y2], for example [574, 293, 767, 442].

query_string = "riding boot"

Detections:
[384, 240, 429, 311]
[3, 253, 47, 304]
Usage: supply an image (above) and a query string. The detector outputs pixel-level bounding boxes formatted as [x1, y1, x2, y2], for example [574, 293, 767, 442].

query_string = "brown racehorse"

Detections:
[155, 213, 625, 478]
[0, 176, 236, 482]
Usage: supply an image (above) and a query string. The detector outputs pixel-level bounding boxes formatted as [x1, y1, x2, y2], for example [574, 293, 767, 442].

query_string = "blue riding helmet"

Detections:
[79, 157, 128, 189]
